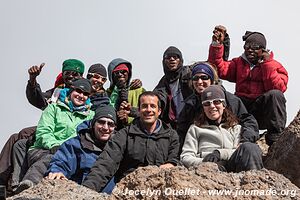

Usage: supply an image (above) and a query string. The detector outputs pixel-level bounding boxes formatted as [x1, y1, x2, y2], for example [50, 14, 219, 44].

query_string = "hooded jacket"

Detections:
[82, 118, 179, 192]
[107, 58, 145, 124]
[208, 44, 288, 99]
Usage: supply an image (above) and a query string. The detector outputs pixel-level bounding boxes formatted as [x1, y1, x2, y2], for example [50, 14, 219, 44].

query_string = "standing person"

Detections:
[107, 58, 146, 128]
[82, 91, 179, 192]
[0, 59, 85, 189]
[154, 46, 193, 129]
[14, 78, 94, 193]
[208, 25, 288, 146]
[180, 85, 263, 172]
[46, 105, 117, 194]
[177, 62, 259, 153]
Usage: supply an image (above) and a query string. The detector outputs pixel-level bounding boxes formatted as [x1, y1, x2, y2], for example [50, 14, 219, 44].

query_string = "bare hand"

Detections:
[120, 101, 131, 111]
[47, 172, 67, 180]
[159, 163, 175, 169]
[129, 79, 142, 90]
[212, 25, 227, 44]
[28, 63, 45, 84]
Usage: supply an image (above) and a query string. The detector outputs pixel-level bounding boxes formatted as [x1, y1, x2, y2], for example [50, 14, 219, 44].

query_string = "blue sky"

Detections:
[0, 0, 299, 149]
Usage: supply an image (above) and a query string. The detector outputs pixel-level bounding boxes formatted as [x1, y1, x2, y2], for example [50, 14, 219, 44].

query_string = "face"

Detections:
[62, 71, 82, 87]
[139, 95, 161, 126]
[192, 73, 212, 94]
[202, 99, 225, 123]
[93, 117, 115, 141]
[164, 54, 181, 71]
[244, 42, 264, 64]
[113, 70, 129, 87]
[87, 73, 107, 92]
[70, 88, 89, 106]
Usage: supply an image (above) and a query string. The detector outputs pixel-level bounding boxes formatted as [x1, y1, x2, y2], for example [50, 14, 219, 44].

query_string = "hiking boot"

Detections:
[13, 180, 34, 194]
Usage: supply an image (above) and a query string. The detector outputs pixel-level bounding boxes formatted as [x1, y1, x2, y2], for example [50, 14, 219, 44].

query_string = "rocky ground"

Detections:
[7, 110, 300, 200]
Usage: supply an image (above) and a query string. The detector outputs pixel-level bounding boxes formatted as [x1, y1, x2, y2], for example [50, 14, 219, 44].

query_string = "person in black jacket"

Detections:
[82, 91, 179, 192]
[177, 62, 259, 154]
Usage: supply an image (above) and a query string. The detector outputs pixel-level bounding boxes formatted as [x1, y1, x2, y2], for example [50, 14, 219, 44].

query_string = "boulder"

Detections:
[264, 110, 300, 187]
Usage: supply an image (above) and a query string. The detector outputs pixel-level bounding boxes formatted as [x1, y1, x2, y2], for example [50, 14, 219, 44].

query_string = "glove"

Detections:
[50, 146, 60, 154]
[203, 150, 221, 163]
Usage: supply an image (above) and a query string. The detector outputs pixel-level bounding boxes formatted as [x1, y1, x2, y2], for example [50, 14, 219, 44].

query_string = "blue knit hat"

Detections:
[192, 63, 214, 82]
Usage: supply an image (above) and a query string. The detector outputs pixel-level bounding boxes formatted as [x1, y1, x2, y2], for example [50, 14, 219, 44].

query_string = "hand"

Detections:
[159, 163, 175, 169]
[262, 50, 270, 62]
[117, 109, 130, 124]
[28, 63, 45, 84]
[47, 172, 67, 180]
[203, 150, 221, 163]
[129, 79, 142, 90]
[212, 25, 227, 44]
[120, 101, 131, 112]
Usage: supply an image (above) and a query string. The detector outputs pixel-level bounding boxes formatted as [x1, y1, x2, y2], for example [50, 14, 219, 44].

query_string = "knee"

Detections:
[265, 89, 285, 100]
[239, 142, 261, 154]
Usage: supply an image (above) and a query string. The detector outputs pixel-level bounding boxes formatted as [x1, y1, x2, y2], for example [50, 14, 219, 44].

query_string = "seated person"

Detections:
[15, 78, 94, 193]
[82, 91, 179, 192]
[46, 105, 116, 194]
[180, 85, 263, 172]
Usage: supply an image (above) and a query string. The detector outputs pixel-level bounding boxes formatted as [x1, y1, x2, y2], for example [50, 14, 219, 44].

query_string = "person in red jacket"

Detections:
[208, 25, 288, 146]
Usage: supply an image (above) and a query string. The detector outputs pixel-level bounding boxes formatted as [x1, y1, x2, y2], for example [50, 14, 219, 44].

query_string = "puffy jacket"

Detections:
[82, 118, 179, 192]
[177, 89, 259, 153]
[180, 123, 241, 168]
[208, 44, 288, 99]
[31, 100, 94, 150]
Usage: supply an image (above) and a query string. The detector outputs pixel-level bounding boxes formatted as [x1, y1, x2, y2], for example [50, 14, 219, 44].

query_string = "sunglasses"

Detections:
[164, 54, 180, 60]
[63, 71, 81, 77]
[74, 88, 90, 96]
[243, 43, 262, 51]
[202, 99, 225, 107]
[192, 75, 210, 81]
[96, 119, 116, 129]
[113, 70, 128, 76]
[87, 73, 107, 82]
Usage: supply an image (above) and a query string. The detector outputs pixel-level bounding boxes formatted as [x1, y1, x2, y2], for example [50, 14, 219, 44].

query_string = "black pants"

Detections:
[226, 142, 263, 172]
[239, 90, 287, 145]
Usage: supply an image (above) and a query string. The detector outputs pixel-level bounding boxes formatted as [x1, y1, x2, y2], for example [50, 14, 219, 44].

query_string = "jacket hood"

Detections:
[107, 58, 132, 87]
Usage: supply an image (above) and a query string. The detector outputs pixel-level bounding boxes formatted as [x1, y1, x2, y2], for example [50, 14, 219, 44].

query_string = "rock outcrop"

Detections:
[264, 110, 300, 187]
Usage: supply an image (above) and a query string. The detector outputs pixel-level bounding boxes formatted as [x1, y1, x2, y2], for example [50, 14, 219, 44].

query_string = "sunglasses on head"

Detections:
[74, 88, 90, 96]
[96, 119, 116, 129]
[87, 73, 107, 81]
[243, 43, 262, 51]
[164, 54, 179, 60]
[63, 71, 81, 77]
[202, 99, 225, 107]
[192, 75, 210, 81]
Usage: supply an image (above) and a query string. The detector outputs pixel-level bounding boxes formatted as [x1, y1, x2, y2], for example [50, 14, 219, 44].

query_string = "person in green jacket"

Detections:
[107, 58, 146, 129]
[14, 78, 94, 194]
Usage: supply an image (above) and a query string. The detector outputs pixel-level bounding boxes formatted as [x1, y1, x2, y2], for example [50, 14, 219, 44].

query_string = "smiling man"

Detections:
[82, 91, 179, 193]
[208, 26, 288, 146]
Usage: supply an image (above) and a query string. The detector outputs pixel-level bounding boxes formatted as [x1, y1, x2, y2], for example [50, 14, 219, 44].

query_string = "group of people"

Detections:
[0, 25, 288, 195]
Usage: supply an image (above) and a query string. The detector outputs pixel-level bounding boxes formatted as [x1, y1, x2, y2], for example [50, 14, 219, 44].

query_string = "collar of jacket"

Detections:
[127, 118, 173, 139]
[80, 131, 105, 152]
[56, 100, 92, 116]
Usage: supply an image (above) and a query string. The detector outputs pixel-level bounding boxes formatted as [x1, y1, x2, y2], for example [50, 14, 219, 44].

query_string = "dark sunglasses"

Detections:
[202, 99, 225, 107]
[243, 43, 262, 51]
[96, 119, 116, 129]
[87, 73, 107, 81]
[164, 54, 180, 60]
[63, 71, 81, 77]
[74, 88, 90, 96]
[192, 75, 210, 81]
[113, 70, 128, 76]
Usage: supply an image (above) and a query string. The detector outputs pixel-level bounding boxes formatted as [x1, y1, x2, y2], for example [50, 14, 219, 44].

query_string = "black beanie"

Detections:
[91, 105, 117, 127]
[163, 46, 183, 61]
[88, 64, 107, 78]
[71, 78, 92, 94]
[242, 31, 267, 49]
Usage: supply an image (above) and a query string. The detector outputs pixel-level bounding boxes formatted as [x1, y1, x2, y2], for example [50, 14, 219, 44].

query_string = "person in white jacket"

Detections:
[180, 85, 263, 172]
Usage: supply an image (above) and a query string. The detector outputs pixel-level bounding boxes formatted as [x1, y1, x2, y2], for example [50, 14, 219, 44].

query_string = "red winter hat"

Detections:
[112, 64, 129, 73]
